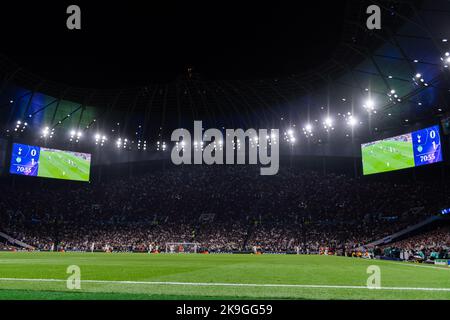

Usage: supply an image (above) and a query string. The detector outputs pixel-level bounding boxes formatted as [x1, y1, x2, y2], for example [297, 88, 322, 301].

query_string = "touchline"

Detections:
[171, 121, 279, 175]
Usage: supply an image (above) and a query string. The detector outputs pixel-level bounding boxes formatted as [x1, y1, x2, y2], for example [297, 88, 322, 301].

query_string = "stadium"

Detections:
[0, 0, 450, 303]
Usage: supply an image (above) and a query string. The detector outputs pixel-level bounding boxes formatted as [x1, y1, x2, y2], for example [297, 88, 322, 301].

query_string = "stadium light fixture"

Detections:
[304, 124, 312, 133]
[323, 117, 334, 132]
[413, 73, 428, 87]
[441, 52, 450, 68]
[324, 117, 333, 127]
[387, 89, 401, 104]
[284, 128, 296, 143]
[347, 116, 358, 127]
[301, 124, 313, 138]
[95, 133, 107, 146]
[41, 126, 50, 138]
[363, 99, 376, 112]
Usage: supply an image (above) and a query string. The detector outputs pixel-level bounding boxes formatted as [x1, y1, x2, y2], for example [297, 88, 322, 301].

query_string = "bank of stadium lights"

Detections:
[95, 134, 107, 146]
[175, 141, 188, 152]
[233, 138, 241, 150]
[283, 128, 296, 144]
[211, 139, 223, 151]
[69, 130, 82, 143]
[249, 136, 260, 149]
[174, 141, 184, 152]
[115, 138, 131, 149]
[323, 117, 334, 132]
[302, 124, 313, 138]
[156, 141, 167, 151]
[137, 140, 147, 151]
[362, 99, 376, 113]
[224, 132, 241, 150]
[412, 73, 428, 87]
[41, 126, 55, 139]
[347, 115, 358, 127]
[270, 132, 277, 146]
[441, 52, 450, 68]
[387, 89, 401, 104]
[193, 140, 204, 152]
[14, 120, 28, 133]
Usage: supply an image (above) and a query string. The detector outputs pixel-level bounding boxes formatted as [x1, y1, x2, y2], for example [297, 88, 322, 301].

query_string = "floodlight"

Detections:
[348, 116, 358, 127]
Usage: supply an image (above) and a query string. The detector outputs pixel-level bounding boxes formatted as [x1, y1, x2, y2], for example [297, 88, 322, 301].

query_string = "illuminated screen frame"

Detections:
[361, 125, 443, 176]
[9, 143, 91, 182]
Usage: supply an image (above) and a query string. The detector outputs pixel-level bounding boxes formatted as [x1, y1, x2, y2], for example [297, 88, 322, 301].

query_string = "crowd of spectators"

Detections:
[380, 225, 450, 261]
[0, 165, 448, 254]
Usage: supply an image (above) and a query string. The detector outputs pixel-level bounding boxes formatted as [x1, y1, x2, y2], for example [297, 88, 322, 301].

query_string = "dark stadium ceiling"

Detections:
[1, 0, 450, 148]
[0, 1, 351, 86]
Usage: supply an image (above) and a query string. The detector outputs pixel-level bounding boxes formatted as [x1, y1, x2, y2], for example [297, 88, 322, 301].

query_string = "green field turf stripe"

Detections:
[363, 152, 413, 173]
[0, 278, 449, 292]
[38, 151, 89, 181]
[64, 153, 90, 174]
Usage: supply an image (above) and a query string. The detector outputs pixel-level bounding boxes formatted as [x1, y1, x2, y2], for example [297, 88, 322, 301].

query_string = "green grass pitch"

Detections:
[0, 252, 449, 300]
[38, 149, 90, 182]
[362, 139, 415, 175]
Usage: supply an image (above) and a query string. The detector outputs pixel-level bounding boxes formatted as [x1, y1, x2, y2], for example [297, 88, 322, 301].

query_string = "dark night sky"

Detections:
[0, 1, 348, 87]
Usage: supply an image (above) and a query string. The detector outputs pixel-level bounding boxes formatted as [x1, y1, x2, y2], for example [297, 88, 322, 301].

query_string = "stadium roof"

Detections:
[1, 0, 449, 150]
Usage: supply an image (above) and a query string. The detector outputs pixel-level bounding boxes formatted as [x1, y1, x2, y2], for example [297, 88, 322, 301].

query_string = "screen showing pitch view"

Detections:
[361, 125, 443, 175]
[9, 143, 91, 182]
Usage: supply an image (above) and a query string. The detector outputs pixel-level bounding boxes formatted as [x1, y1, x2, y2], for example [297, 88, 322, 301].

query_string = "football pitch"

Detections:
[38, 149, 90, 181]
[0, 252, 449, 300]
[362, 139, 415, 175]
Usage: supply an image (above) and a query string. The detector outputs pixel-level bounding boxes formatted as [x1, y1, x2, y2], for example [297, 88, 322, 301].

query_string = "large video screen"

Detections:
[362, 125, 443, 175]
[9, 143, 91, 182]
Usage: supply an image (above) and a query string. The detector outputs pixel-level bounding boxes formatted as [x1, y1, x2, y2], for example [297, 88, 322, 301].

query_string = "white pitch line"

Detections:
[380, 260, 450, 271]
[0, 278, 449, 292]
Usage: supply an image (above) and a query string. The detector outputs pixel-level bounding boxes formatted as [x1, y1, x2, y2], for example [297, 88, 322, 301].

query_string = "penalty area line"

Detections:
[0, 278, 449, 292]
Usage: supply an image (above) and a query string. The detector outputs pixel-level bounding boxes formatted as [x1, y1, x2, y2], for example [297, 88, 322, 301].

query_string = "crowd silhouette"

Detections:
[0, 165, 448, 257]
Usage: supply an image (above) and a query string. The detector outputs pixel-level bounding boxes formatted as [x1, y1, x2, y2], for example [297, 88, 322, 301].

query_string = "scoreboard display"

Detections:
[361, 125, 443, 175]
[411, 126, 442, 167]
[10, 143, 91, 182]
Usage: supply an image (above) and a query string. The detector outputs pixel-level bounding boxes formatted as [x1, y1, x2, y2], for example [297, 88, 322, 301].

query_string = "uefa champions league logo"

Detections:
[170, 121, 279, 175]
